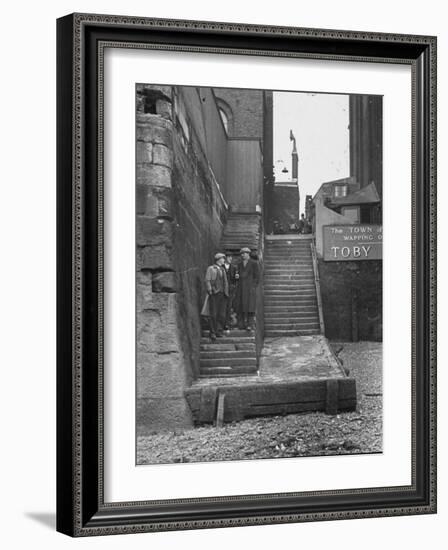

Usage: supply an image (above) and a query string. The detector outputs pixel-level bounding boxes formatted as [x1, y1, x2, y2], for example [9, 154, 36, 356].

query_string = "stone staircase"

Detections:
[199, 212, 261, 378]
[199, 331, 257, 377]
[264, 236, 321, 337]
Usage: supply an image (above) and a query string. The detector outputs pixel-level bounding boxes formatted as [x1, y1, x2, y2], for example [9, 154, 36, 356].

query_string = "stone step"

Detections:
[265, 281, 315, 285]
[198, 365, 258, 377]
[201, 329, 255, 338]
[265, 247, 311, 257]
[264, 292, 315, 298]
[200, 336, 255, 344]
[265, 290, 316, 295]
[264, 306, 317, 313]
[200, 343, 256, 351]
[264, 261, 312, 266]
[265, 319, 319, 330]
[200, 343, 236, 351]
[265, 296, 316, 301]
[200, 357, 257, 367]
[265, 277, 314, 282]
[265, 286, 315, 291]
[265, 295, 316, 301]
[265, 279, 315, 283]
[265, 329, 320, 337]
[265, 319, 319, 325]
[265, 303, 316, 308]
[265, 283, 315, 288]
[265, 244, 311, 248]
[265, 266, 313, 271]
[224, 230, 259, 235]
[266, 267, 313, 271]
[264, 313, 319, 320]
[264, 294, 316, 302]
[265, 311, 317, 316]
[264, 255, 313, 266]
[200, 350, 255, 360]
[265, 306, 317, 312]
[265, 252, 312, 256]
[265, 300, 317, 306]
[265, 246, 311, 251]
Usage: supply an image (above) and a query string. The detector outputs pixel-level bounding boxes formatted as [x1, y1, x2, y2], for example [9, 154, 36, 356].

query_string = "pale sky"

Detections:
[273, 91, 350, 214]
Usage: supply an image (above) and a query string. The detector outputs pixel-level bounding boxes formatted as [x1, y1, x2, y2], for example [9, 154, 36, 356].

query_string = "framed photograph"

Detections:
[57, 13, 437, 536]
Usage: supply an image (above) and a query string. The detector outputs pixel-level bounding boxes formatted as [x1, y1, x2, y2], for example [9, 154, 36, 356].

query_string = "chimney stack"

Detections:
[290, 129, 298, 181]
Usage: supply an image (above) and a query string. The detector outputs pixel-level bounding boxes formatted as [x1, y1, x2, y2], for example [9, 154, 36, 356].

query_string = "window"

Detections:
[341, 206, 360, 223]
[219, 108, 229, 133]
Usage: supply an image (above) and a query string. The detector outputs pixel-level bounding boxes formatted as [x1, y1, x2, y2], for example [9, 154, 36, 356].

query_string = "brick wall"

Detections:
[214, 88, 264, 140]
[269, 184, 301, 229]
[136, 84, 228, 434]
[318, 259, 382, 342]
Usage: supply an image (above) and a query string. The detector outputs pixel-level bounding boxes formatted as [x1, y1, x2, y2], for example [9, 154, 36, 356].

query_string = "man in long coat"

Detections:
[204, 252, 229, 341]
[234, 247, 260, 332]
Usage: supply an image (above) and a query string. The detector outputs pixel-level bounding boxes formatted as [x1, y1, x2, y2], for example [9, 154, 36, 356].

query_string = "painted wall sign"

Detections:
[323, 224, 382, 261]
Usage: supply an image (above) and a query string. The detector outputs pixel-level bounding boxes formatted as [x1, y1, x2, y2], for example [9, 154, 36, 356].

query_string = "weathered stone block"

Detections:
[137, 311, 178, 354]
[136, 184, 151, 215]
[136, 141, 153, 163]
[137, 84, 173, 100]
[152, 144, 173, 169]
[138, 187, 174, 219]
[136, 216, 173, 247]
[137, 397, 193, 434]
[137, 352, 186, 399]
[136, 280, 153, 313]
[137, 164, 172, 188]
[136, 93, 146, 113]
[152, 271, 177, 293]
[156, 99, 172, 119]
[137, 271, 153, 286]
[139, 245, 173, 271]
[136, 113, 173, 146]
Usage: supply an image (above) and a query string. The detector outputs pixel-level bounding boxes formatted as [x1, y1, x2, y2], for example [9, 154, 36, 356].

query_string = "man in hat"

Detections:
[234, 247, 260, 332]
[204, 252, 229, 341]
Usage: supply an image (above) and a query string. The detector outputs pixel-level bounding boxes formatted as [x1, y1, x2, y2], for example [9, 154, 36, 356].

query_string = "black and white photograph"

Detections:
[135, 84, 383, 465]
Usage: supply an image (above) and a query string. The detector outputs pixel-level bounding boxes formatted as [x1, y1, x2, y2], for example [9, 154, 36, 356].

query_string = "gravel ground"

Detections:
[137, 342, 382, 464]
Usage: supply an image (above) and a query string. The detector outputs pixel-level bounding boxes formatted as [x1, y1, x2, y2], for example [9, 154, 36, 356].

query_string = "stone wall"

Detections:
[136, 84, 228, 434]
[318, 259, 382, 342]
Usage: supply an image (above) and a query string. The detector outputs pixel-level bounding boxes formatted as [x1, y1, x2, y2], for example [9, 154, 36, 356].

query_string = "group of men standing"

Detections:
[203, 247, 260, 342]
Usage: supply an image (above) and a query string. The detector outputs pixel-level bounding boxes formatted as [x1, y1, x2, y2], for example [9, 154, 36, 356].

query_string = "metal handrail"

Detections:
[310, 239, 326, 335]
[255, 216, 264, 370]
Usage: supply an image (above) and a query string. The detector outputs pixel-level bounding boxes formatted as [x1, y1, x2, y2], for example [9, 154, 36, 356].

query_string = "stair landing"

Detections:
[185, 335, 356, 424]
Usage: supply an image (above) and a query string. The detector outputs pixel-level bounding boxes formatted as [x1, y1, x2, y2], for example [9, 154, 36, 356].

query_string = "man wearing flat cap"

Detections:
[204, 252, 229, 341]
[234, 247, 260, 332]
